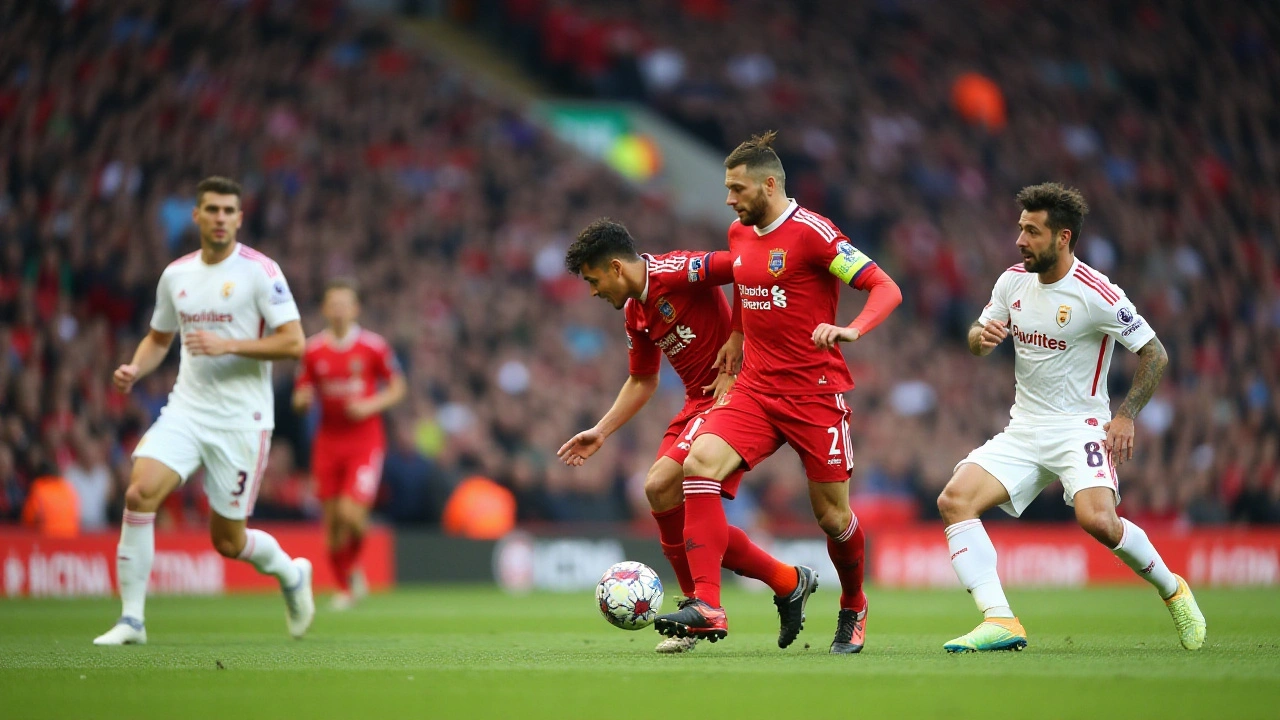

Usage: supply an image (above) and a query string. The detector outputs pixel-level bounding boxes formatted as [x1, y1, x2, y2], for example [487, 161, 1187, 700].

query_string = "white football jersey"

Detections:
[150, 243, 300, 430]
[979, 258, 1156, 424]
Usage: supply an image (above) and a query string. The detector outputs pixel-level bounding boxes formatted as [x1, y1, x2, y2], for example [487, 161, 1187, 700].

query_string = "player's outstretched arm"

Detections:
[1104, 336, 1168, 465]
[557, 374, 659, 466]
[113, 329, 176, 393]
[186, 320, 305, 360]
[968, 319, 1008, 356]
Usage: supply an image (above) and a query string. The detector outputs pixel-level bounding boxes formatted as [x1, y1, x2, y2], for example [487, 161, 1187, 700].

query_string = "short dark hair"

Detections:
[195, 176, 243, 206]
[564, 218, 639, 276]
[1016, 182, 1089, 251]
[324, 277, 360, 301]
[724, 130, 786, 189]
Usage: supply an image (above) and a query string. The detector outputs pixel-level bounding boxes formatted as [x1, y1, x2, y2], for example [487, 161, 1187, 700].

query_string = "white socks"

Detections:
[945, 519, 1014, 619]
[1112, 518, 1179, 598]
[238, 529, 301, 588]
[117, 510, 156, 622]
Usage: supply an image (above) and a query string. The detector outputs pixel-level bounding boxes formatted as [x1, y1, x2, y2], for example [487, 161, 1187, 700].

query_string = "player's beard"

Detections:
[1022, 246, 1057, 274]
[736, 191, 769, 226]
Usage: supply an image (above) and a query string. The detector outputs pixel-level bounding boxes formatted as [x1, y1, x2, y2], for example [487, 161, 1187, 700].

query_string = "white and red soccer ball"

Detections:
[595, 561, 664, 630]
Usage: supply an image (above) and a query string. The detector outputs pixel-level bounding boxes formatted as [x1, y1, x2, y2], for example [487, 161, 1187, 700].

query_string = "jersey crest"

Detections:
[221, 281, 235, 299]
[1056, 304, 1072, 328]
[657, 297, 676, 323]
[768, 249, 786, 277]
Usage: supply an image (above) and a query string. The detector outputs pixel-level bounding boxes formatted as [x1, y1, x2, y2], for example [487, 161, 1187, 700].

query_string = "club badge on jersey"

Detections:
[657, 297, 676, 323]
[1057, 304, 1072, 328]
[768, 249, 786, 277]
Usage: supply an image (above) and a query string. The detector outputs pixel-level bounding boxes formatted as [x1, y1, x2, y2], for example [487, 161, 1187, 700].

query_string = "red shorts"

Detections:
[313, 437, 385, 506]
[657, 399, 747, 499]
[692, 389, 854, 482]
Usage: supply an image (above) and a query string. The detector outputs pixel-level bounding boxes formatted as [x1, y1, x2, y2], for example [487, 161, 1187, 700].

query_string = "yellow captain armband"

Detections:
[828, 240, 872, 285]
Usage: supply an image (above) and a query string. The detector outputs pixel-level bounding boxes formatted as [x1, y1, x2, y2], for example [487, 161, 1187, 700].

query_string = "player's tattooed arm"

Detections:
[1116, 337, 1168, 420]
[1105, 337, 1168, 464]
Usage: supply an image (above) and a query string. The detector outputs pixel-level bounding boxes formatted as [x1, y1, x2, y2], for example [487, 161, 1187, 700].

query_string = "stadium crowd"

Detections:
[2, 0, 1278, 534]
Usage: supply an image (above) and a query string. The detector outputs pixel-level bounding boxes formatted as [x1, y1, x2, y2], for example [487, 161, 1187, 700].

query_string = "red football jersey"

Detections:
[624, 250, 735, 399]
[295, 326, 402, 437]
[728, 201, 879, 395]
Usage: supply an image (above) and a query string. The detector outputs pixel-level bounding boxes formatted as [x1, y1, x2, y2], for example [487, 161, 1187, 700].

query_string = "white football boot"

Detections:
[283, 558, 315, 639]
[93, 617, 147, 646]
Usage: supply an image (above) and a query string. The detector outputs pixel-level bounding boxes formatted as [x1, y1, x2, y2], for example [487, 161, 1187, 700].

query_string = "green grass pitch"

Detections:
[2, 586, 1279, 719]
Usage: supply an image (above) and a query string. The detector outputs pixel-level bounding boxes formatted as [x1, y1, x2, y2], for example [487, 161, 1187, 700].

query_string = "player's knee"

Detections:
[1077, 510, 1122, 546]
[124, 480, 161, 512]
[643, 467, 681, 510]
[813, 505, 851, 538]
[936, 484, 971, 524]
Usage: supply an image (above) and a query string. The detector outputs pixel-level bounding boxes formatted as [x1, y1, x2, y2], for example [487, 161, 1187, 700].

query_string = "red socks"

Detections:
[652, 504, 696, 596]
[328, 533, 365, 593]
[682, 478, 728, 608]
[827, 514, 867, 612]
[655, 503, 800, 599]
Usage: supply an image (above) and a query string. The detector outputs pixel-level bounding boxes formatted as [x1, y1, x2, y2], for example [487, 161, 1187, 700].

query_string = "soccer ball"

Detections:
[595, 561, 664, 630]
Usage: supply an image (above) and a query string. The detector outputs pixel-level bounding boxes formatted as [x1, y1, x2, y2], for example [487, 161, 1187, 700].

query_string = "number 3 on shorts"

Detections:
[231, 470, 248, 497]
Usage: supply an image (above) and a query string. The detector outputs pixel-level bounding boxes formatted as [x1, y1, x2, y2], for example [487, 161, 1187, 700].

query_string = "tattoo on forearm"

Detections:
[1117, 338, 1167, 419]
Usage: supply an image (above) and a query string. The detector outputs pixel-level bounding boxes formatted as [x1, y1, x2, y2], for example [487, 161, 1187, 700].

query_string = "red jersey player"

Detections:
[293, 279, 406, 609]
[558, 219, 817, 654]
[654, 132, 902, 653]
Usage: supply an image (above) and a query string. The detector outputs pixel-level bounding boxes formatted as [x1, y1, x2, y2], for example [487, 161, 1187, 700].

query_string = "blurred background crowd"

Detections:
[2, 0, 1278, 536]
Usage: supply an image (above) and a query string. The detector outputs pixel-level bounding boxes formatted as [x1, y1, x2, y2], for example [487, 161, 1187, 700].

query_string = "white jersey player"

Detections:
[935, 183, 1205, 654]
[94, 177, 315, 646]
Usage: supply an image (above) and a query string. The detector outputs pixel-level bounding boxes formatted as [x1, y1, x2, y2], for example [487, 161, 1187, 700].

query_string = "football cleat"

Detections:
[283, 558, 315, 639]
[654, 635, 700, 654]
[653, 598, 728, 642]
[774, 565, 818, 648]
[830, 604, 868, 654]
[1164, 574, 1206, 650]
[943, 616, 1027, 653]
[93, 616, 147, 646]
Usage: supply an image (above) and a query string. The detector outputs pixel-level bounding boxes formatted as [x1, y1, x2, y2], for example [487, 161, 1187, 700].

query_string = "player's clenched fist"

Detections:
[113, 364, 140, 393]
[557, 428, 605, 466]
[977, 320, 1008, 352]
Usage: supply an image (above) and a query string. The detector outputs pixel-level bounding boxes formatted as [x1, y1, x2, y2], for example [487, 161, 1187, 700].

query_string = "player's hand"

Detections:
[344, 398, 378, 422]
[557, 428, 604, 467]
[812, 324, 860, 350]
[184, 330, 232, 357]
[113, 364, 140, 393]
[701, 371, 737, 400]
[1103, 416, 1136, 465]
[978, 320, 1008, 352]
[292, 386, 314, 412]
[713, 333, 744, 375]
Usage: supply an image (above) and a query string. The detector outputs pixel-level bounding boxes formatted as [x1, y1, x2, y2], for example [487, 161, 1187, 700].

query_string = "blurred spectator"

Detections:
[21, 455, 79, 539]
[65, 434, 113, 531]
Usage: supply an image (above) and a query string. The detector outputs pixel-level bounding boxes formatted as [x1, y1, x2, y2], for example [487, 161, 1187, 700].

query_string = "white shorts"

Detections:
[955, 421, 1119, 518]
[133, 411, 272, 521]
